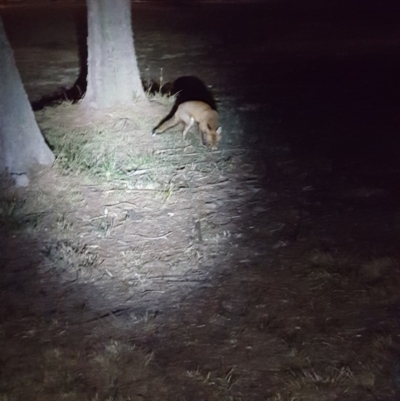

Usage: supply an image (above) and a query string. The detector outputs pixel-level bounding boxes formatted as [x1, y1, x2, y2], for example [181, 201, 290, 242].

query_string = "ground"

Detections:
[1, 1, 400, 400]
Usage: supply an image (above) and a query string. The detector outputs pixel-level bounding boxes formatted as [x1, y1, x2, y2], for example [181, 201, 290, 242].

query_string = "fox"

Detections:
[152, 100, 222, 150]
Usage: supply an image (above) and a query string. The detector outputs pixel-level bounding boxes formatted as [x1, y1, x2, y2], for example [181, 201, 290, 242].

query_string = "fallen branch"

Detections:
[132, 231, 172, 240]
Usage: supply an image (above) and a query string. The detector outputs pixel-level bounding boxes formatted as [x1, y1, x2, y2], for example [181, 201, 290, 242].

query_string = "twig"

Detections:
[103, 201, 139, 207]
[310, 284, 337, 304]
[192, 179, 230, 189]
[132, 231, 172, 240]
[129, 169, 150, 176]
[195, 220, 203, 243]
[144, 274, 208, 279]
[82, 307, 131, 324]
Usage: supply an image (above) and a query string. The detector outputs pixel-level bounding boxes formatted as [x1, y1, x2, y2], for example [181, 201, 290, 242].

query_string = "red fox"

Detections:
[152, 100, 222, 150]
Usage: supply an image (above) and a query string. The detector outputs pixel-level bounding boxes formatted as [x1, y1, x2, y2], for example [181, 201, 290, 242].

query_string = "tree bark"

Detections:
[0, 18, 54, 186]
[82, 0, 145, 109]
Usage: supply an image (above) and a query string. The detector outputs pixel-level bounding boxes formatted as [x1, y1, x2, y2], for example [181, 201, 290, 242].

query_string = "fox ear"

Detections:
[216, 127, 222, 135]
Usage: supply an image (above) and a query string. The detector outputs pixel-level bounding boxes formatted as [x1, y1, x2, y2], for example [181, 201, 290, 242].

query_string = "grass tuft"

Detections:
[35, 95, 209, 192]
[358, 257, 398, 283]
[43, 239, 99, 272]
[286, 365, 356, 391]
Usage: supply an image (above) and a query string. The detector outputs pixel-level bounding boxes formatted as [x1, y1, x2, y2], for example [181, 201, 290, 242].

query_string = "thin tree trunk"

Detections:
[82, 0, 145, 109]
[0, 18, 54, 186]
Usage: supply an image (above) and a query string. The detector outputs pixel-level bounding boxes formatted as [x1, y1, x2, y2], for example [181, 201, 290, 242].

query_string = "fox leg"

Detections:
[200, 131, 207, 146]
[182, 117, 195, 140]
[152, 114, 180, 135]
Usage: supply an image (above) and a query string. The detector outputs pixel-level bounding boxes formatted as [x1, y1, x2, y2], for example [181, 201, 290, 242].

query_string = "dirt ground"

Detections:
[1, 1, 400, 400]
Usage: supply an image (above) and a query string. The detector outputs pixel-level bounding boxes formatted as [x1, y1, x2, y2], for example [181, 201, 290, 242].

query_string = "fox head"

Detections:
[200, 110, 222, 150]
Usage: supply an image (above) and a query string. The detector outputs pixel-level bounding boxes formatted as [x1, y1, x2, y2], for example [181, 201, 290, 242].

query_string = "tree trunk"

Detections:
[0, 18, 54, 186]
[82, 0, 145, 109]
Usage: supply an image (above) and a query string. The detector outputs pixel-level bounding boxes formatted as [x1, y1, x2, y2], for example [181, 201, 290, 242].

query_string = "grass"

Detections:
[28, 342, 157, 401]
[0, 192, 49, 231]
[287, 365, 355, 388]
[0, 197, 27, 224]
[34, 94, 211, 193]
[44, 123, 160, 181]
[43, 239, 99, 272]
[358, 257, 398, 283]
[1, 93, 399, 401]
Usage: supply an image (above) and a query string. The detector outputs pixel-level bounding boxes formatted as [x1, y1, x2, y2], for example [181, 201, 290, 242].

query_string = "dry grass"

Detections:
[3, 2, 400, 399]
[1, 95, 399, 401]
[358, 257, 398, 283]
[37, 102, 160, 182]
[43, 239, 99, 272]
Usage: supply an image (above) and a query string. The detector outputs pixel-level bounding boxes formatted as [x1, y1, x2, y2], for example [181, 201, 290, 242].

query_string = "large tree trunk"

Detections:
[0, 18, 54, 186]
[82, 0, 145, 109]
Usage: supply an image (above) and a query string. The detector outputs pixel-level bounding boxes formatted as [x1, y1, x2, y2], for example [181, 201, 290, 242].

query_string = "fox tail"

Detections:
[152, 103, 179, 135]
